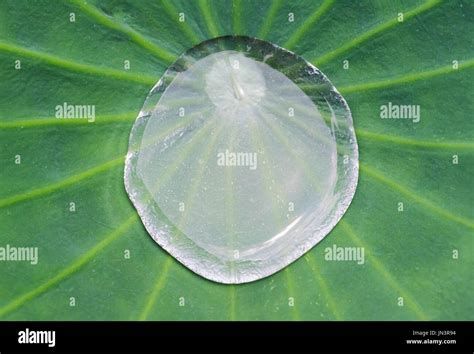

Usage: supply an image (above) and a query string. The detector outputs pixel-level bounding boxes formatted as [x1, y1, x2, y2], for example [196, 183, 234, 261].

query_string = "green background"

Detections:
[0, 0, 472, 320]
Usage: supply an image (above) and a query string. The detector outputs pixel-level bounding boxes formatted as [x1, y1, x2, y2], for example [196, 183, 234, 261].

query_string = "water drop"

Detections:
[124, 36, 358, 284]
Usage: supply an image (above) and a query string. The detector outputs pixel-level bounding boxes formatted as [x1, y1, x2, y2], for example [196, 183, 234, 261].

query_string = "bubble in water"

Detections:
[124, 36, 358, 284]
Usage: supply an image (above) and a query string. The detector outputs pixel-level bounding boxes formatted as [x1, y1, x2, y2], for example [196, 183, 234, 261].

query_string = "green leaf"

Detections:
[0, 0, 472, 320]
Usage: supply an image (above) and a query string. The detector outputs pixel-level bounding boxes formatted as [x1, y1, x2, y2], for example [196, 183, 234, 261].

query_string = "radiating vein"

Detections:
[360, 163, 474, 229]
[0, 214, 137, 318]
[251, 107, 468, 319]
[125, 120, 218, 320]
[253, 116, 338, 320]
[229, 285, 236, 321]
[339, 220, 429, 320]
[257, 0, 284, 39]
[251, 112, 440, 320]
[138, 257, 173, 320]
[304, 253, 342, 320]
[224, 128, 238, 319]
[339, 59, 474, 94]
[162, 0, 201, 44]
[251, 104, 458, 320]
[0, 156, 124, 209]
[357, 129, 474, 150]
[145, 116, 218, 197]
[138, 122, 224, 320]
[171, 122, 225, 232]
[312, 0, 442, 66]
[249, 122, 300, 320]
[233, 0, 243, 34]
[198, 0, 220, 38]
[284, 268, 301, 320]
[0, 111, 206, 210]
[257, 112, 325, 194]
[0, 41, 156, 85]
[0, 112, 137, 129]
[283, 0, 334, 49]
[69, 0, 176, 63]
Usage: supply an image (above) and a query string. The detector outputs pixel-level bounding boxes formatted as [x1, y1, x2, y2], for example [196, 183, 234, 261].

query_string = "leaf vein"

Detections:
[0, 112, 137, 129]
[138, 257, 173, 320]
[69, 0, 176, 63]
[357, 129, 474, 150]
[0, 156, 123, 209]
[0, 41, 156, 85]
[339, 59, 474, 94]
[311, 0, 442, 66]
[0, 214, 137, 318]
[340, 220, 429, 320]
[257, 0, 284, 40]
[360, 163, 474, 229]
[305, 253, 343, 320]
[283, 0, 334, 49]
[197, 0, 220, 38]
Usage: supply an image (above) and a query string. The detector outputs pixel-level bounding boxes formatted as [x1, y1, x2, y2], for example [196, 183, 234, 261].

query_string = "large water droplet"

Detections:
[124, 36, 358, 284]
